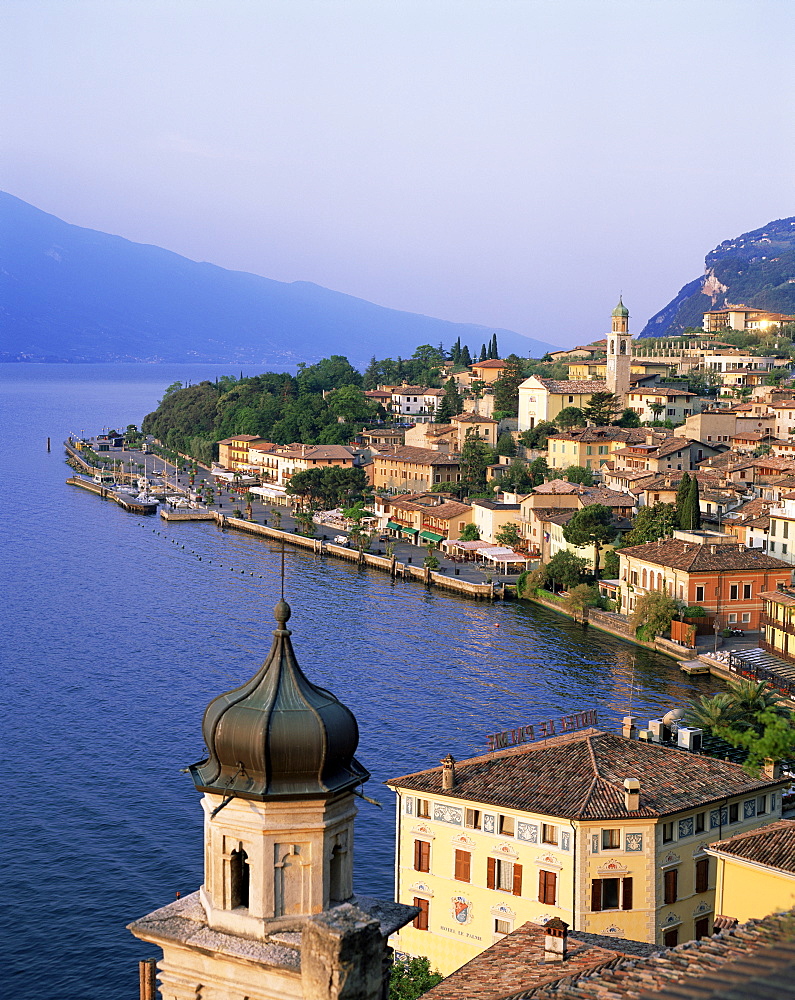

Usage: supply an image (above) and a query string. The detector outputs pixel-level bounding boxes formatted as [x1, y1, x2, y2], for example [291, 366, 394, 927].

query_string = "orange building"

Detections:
[618, 530, 792, 632]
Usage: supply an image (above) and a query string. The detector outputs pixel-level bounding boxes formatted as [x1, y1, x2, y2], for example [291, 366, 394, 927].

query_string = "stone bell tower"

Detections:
[129, 599, 416, 1000]
[606, 295, 632, 402]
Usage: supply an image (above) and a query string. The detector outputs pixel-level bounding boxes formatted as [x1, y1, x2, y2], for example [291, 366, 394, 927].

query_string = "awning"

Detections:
[420, 530, 444, 543]
[401, 526, 418, 536]
[386, 521, 403, 531]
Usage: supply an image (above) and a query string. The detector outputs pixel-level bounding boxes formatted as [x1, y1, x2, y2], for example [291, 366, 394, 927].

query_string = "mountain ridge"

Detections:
[641, 216, 795, 338]
[0, 192, 558, 367]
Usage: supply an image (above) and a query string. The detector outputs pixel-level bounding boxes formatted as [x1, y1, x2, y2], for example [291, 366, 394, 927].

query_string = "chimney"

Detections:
[763, 758, 782, 780]
[624, 778, 640, 811]
[710, 545, 717, 555]
[544, 917, 569, 962]
[441, 754, 457, 791]
[622, 716, 638, 739]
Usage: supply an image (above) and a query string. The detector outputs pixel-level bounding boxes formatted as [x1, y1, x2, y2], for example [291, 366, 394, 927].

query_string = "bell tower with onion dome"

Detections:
[190, 596, 370, 939]
[129, 598, 416, 1000]
[606, 295, 632, 402]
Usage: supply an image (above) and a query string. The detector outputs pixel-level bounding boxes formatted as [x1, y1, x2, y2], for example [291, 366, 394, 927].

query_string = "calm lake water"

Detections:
[0, 364, 719, 1000]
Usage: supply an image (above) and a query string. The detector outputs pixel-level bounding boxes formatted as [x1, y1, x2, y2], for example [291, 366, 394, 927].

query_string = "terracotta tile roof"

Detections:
[523, 910, 795, 999]
[539, 379, 607, 393]
[422, 921, 644, 1000]
[373, 446, 461, 466]
[629, 387, 696, 397]
[709, 819, 795, 875]
[620, 537, 790, 572]
[454, 412, 498, 423]
[471, 359, 508, 369]
[549, 427, 648, 444]
[760, 589, 795, 607]
[389, 498, 472, 520]
[655, 437, 692, 459]
[386, 730, 783, 820]
[724, 497, 774, 520]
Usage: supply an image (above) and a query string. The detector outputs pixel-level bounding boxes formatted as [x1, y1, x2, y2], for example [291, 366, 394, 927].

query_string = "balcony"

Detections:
[760, 613, 795, 637]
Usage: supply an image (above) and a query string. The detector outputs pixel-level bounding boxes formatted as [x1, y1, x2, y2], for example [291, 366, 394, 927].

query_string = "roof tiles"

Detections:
[386, 730, 782, 820]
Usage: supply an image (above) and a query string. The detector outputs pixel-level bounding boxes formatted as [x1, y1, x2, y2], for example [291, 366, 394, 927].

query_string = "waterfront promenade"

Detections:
[65, 443, 502, 599]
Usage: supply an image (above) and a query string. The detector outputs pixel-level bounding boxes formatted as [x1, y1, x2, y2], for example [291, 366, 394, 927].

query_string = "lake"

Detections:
[0, 364, 718, 999]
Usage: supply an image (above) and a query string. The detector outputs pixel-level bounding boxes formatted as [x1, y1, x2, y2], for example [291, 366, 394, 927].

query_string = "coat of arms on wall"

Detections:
[451, 895, 473, 925]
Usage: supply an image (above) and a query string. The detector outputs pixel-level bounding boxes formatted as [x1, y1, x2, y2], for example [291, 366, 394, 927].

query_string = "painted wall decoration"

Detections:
[626, 833, 643, 852]
[678, 817, 693, 839]
[483, 814, 496, 834]
[434, 804, 463, 825]
[451, 895, 473, 925]
[518, 822, 538, 843]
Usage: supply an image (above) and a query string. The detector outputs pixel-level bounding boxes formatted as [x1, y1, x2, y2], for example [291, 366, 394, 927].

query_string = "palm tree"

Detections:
[685, 692, 742, 734]
[727, 679, 789, 727]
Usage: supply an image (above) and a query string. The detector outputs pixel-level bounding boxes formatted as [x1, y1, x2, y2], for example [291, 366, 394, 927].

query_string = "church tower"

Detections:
[129, 598, 415, 1000]
[606, 296, 632, 401]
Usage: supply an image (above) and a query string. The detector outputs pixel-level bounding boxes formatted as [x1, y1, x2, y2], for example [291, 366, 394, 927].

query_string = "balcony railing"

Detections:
[760, 613, 795, 637]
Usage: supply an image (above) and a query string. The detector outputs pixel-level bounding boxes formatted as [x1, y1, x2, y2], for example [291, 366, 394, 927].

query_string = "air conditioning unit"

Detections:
[638, 729, 653, 741]
[677, 727, 703, 752]
[647, 719, 668, 743]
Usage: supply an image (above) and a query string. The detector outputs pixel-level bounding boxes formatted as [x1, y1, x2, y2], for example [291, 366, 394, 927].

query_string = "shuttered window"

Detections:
[538, 869, 556, 905]
[454, 850, 471, 883]
[695, 857, 709, 894]
[592, 877, 633, 911]
[487, 857, 522, 895]
[413, 897, 429, 930]
[664, 868, 678, 905]
[414, 840, 430, 873]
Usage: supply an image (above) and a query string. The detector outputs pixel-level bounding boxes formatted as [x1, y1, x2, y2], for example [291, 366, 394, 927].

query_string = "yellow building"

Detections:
[708, 818, 795, 923]
[373, 445, 461, 493]
[518, 376, 607, 431]
[386, 725, 787, 976]
[547, 427, 648, 472]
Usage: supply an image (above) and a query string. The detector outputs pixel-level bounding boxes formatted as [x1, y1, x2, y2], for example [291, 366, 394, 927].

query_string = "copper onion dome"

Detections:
[612, 295, 629, 318]
[190, 599, 369, 800]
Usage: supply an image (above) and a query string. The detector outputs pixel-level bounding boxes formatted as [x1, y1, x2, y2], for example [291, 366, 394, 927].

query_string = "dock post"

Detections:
[138, 958, 156, 1000]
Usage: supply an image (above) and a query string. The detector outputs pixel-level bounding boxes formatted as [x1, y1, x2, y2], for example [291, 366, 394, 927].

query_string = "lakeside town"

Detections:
[64, 300, 795, 999]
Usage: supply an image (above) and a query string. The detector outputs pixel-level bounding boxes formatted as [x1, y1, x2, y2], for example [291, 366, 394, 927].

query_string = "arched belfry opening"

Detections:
[230, 847, 249, 909]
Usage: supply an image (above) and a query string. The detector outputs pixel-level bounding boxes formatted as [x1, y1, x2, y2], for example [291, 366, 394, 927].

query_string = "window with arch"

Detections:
[230, 847, 250, 909]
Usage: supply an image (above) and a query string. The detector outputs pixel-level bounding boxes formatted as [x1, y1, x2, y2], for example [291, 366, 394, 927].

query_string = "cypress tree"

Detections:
[461, 345, 472, 366]
[480, 344, 487, 362]
[680, 476, 701, 530]
[675, 472, 691, 523]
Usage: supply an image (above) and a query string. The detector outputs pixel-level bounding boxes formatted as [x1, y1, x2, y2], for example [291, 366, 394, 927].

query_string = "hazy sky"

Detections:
[2, 1, 792, 349]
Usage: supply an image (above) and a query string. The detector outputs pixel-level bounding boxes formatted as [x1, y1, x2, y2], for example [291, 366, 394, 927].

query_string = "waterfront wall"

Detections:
[523, 590, 681, 662]
[217, 515, 496, 600]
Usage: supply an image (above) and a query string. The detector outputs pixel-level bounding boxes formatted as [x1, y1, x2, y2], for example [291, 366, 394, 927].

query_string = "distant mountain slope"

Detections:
[641, 216, 795, 338]
[0, 192, 556, 366]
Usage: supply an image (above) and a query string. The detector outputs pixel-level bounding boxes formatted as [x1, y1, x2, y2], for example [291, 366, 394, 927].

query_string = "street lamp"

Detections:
[713, 616, 721, 654]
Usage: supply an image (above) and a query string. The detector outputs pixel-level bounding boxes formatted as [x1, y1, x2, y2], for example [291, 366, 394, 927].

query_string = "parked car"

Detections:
[333, 534, 348, 546]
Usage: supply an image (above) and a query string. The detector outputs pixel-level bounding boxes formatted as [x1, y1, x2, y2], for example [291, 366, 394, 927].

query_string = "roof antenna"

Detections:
[280, 539, 286, 600]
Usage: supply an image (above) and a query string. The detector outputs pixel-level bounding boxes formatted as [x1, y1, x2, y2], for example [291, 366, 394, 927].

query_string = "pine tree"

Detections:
[362, 355, 380, 390]
[675, 472, 691, 524]
[680, 476, 701, 530]
[436, 378, 462, 422]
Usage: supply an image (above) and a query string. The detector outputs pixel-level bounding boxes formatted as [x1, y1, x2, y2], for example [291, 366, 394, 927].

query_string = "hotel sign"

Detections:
[487, 709, 598, 752]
